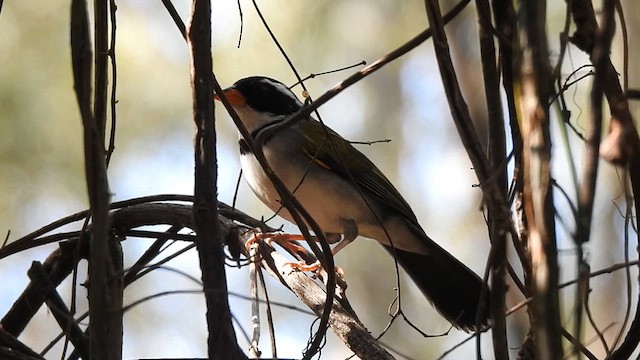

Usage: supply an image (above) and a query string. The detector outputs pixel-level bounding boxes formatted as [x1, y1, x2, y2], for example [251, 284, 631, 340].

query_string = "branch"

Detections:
[253, 239, 394, 360]
[3, 200, 392, 359]
[27, 262, 90, 358]
[1, 243, 80, 336]
[71, 0, 122, 357]
[187, 0, 245, 357]
[568, 0, 640, 357]
[0, 328, 44, 359]
[474, 0, 509, 357]
[517, 0, 563, 357]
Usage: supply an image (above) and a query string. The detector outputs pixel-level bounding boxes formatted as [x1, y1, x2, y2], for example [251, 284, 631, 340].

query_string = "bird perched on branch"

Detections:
[215, 76, 490, 331]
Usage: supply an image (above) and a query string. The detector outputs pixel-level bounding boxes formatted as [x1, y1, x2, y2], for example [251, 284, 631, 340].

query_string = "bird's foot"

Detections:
[245, 232, 308, 255]
[288, 260, 321, 272]
[245, 231, 347, 290]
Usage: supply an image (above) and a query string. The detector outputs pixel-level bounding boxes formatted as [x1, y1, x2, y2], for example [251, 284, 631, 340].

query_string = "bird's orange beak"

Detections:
[213, 88, 245, 107]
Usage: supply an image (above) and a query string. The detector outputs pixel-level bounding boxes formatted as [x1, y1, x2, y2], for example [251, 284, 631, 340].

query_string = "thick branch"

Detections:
[517, 1, 563, 358]
[3, 200, 392, 359]
[71, 0, 122, 357]
[187, 0, 245, 357]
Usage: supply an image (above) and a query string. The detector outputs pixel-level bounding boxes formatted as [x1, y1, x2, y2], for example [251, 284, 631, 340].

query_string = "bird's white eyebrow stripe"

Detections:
[262, 78, 302, 105]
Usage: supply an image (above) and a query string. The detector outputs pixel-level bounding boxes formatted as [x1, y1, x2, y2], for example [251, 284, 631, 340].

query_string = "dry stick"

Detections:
[568, 0, 640, 358]
[612, 180, 636, 355]
[187, 0, 245, 357]
[71, 0, 123, 357]
[256, 263, 278, 358]
[0, 194, 194, 260]
[161, 0, 186, 40]
[27, 262, 90, 359]
[254, 239, 394, 360]
[122, 225, 183, 286]
[492, 2, 534, 329]
[574, 0, 616, 356]
[474, 0, 509, 358]
[442, 255, 640, 360]
[552, 0, 573, 80]
[550, 23, 584, 350]
[583, 262, 611, 355]
[493, 0, 531, 292]
[105, 0, 118, 165]
[423, 1, 514, 356]
[0, 328, 44, 360]
[614, 1, 629, 94]
[576, 0, 615, 269]
[0, 348, 44, 360]
[38, 202, 390, 359]
[248, 243, 261, 357]
[518, 0, 564, 358]
[604, 1, 640, 354]
[0, 196, 245, 263]
[574, 2, 615, 353]
[561, 328, 600, 360]
[118, 205, 391, 358]
[0, 243, 79, 336]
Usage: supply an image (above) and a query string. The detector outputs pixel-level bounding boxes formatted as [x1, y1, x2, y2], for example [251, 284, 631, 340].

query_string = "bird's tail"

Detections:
[382, 237, 490, 331]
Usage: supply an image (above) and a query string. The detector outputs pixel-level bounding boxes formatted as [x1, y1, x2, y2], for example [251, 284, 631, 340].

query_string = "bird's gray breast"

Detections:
[238, 138, 380, 235]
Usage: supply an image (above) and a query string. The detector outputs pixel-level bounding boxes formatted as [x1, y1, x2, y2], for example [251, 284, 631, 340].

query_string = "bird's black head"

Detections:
[232, 76, 303, 116]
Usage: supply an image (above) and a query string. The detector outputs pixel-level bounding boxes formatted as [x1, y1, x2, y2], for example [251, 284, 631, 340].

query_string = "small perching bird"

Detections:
[215, 76, 490, 331]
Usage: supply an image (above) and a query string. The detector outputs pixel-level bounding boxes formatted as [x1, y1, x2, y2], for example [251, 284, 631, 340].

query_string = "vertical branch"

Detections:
[71, 0, 92, 120]
[94, 0, 109, 138]
[475, 0, 509, 358]
[493, 0, 532, 304]
[421, 0, 508, 209]
[574, 0, 616, 354]
[72, 0, 123, 358]
[492, 0, 530, 298]
[576, 0, 615, 252]
[517, 0, 563, 358]
[568, 1, 640, 358]
[187, 0, 245, 358]
[422, 3, 530, 357]
[105, 0, 118, 165]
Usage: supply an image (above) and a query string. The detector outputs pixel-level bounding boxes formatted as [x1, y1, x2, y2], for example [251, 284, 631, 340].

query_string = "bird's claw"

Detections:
[245, 232, 307, 254]
[245, 230, 348, 294]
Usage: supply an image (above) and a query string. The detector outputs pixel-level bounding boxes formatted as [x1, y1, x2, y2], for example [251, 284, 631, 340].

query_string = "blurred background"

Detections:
[1, 0, 638, 358]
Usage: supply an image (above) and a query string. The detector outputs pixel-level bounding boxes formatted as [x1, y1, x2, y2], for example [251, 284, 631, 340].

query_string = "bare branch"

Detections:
[517, 0, 563, 357]
[187, 0, 245, 357]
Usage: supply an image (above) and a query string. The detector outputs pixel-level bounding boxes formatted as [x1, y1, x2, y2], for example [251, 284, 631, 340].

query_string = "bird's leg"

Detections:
[244, 222, 356, 274]
[245, 231, 324, 272]
[329, 218, 359, 255]
[285, 219, 358, 272]
[286, 219, 358, 272]
[245, 232, 308, 255]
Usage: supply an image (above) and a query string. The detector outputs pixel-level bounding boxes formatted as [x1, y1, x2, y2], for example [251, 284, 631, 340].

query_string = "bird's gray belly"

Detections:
[240, 146, 432, 255]
[240, 150, 379, 235]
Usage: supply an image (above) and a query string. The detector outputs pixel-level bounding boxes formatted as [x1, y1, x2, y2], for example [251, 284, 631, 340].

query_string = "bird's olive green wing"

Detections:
[299, 120, 419, 223]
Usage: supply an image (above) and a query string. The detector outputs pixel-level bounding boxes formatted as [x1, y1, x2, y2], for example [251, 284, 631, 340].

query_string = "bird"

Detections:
[214, 76, 490, 331]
